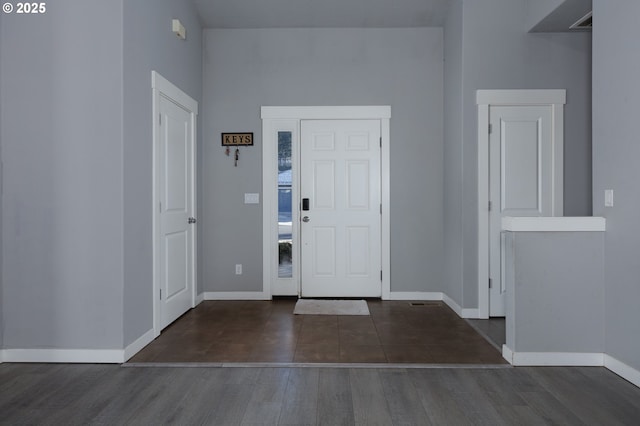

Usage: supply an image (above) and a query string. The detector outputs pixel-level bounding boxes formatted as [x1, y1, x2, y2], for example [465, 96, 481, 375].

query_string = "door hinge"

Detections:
[380, 203, 382, 215]
[160, 288, 162, 300]
[489, 123, 493, 134]
[381, 270, 383, 281]
[488, 201, 492, 211]
[489, 278, 493, 289]
[380, 137, 382, 148]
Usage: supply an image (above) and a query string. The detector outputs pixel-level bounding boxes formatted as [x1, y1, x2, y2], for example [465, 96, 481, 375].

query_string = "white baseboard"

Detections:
[441, 294, 480, 318]
[605, 354, 640, 388]
[442, 293, 462, 316]
[387, 292, 443, 301]
[2, 348, 125, 364]
[203, 291, 270, 300]
[195, 292, 205, 305]
[461, 308, 480, 318]
[502, 345, 514, 363]
[123, 329, 155, 362]
[2, 328, 157, 363]
[502, 347, 604, 366]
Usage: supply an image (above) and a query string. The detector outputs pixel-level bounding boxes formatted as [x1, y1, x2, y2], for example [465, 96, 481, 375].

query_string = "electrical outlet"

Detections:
[235, 264, 242, 275]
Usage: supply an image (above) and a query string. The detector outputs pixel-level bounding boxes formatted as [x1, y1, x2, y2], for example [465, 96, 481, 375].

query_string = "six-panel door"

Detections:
[300, 120, 382, 298]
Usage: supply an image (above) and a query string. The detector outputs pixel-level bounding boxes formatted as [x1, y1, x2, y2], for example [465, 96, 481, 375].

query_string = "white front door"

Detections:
[156, 89, 196, 331]
[300, 120, 382, 298]
[489, 105, 555, 316]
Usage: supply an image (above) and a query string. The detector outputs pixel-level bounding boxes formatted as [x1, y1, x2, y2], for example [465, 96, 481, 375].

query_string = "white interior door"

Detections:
[300, 120, 382, 298]
[489, 105, 554, 316]
[157, 93, 196, 330]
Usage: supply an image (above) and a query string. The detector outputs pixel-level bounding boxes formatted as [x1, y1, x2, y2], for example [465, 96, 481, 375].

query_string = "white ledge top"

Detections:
[502, 217, 606, 232]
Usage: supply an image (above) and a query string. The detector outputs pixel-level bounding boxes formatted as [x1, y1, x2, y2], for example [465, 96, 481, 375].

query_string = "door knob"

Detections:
[302, 216, 310, 223]
[188, 217, 197, 224]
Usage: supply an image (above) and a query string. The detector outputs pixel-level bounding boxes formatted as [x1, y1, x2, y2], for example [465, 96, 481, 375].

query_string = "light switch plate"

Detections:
[244, 193, 260, 204]
[605, 189, 614, 207]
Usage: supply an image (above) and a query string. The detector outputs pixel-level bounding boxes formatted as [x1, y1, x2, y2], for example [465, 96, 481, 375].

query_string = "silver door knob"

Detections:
[188, 217, 197, 224]
[302, 216, 310, 223]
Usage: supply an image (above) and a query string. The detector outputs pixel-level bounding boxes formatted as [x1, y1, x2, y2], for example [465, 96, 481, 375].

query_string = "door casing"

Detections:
[152, 71, 198, 337]
[477, 90, 565, 318]
[261, 106, 391, 299]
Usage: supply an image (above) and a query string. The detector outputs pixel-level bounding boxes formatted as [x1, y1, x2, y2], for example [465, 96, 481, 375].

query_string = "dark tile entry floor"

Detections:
[128, 299, 507, 364]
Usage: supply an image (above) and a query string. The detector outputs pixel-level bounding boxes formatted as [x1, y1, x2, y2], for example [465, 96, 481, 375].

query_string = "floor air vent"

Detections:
[408, 302, 440, 307]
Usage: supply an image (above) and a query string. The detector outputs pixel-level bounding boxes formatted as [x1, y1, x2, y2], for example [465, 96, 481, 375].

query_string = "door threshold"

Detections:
[123, 362, 512, 369]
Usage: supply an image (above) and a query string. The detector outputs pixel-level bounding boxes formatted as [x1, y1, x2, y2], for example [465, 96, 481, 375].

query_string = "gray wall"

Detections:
[0, 1, 124, 349]
[505, 232, 604, 353]
[0, 0, 203, 351]
[0, 15, 3, 349]
[443, 0, 464, 304]
[525, 0, 565, 30]
[443, 0, 592, 310]
[122, 0, 202, 346]
[592, 0, 640, 372]
[202, 28, 444, 293]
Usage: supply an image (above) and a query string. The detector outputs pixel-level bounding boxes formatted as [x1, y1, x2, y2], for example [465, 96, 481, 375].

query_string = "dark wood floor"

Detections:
[129, 300, 507, 365]
[2, 363, 640, 425]
[466, 317, 506, 350]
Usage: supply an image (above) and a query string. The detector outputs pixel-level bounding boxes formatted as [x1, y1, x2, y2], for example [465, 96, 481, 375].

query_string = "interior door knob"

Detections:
[188, 217, 197, 224]
[302, 216, 310, 223]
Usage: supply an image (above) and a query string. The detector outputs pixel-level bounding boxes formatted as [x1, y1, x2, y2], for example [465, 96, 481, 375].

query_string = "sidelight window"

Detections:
[278, 131, 293, 278]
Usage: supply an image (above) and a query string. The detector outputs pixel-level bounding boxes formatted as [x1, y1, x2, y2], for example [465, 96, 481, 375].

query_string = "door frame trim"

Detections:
[476, 90, 565, 318]
[151, 71, 199, 337]
[261, 106, 392, 299]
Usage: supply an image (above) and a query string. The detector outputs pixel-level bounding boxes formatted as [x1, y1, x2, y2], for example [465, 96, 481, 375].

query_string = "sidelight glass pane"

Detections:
[278, 131, 293, 278]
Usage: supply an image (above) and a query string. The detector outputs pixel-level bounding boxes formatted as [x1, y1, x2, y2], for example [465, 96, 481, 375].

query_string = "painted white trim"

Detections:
[503, 348, 605, 366]
[387, 292, 443, 301]
[443, 293, 463, 316]
[261, 106, 391, 120]
[461, 308, 480, 319]
[441, 294, 480, 319]
[203, 292, 270, 301]
[380, 118, 391, 300]
[502, 216, 606, 232]
[477, 89, 566, 319]
[261, 106, 391, 300]
[478, 104, 490, 319]
[552, 103, 564, 214]
[0, 350, 4, 363]
[262, 119, 276, 297]
[476, 89, 566, 105]
[151, 72, 198, 114]
[195, 292, 205, 305]
[502, 345, 514, 363]
[151, 71, 199, 338]
[123, 329, 155, 362]
[262, 119, 300, 297]
[2, 349, 125, 364]
[605, 355, 640, 389]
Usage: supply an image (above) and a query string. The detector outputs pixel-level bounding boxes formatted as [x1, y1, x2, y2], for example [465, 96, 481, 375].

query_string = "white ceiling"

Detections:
[194, 0, 453, 29]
